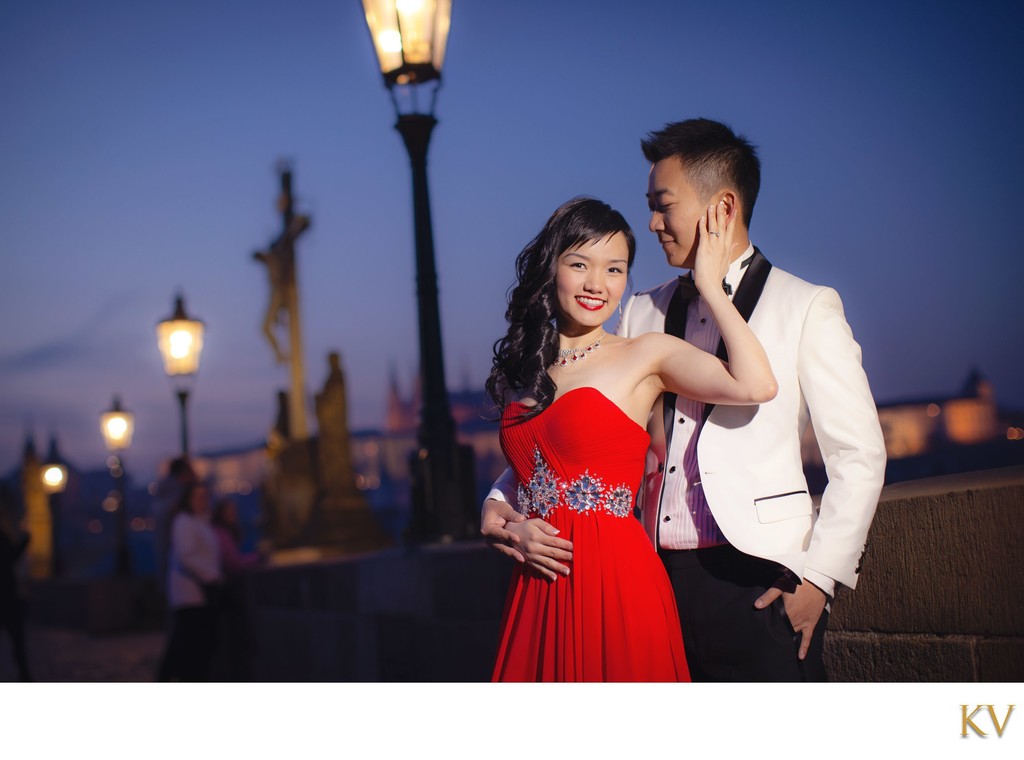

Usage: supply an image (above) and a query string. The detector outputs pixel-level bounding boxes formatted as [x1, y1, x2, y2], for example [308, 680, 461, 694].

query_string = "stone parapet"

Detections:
[824, 465, 1024, 681]
[241, 543, 512, 681]
[239, 466, 1024, 681]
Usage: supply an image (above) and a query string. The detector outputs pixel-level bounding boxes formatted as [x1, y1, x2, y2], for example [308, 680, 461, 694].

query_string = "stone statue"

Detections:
[253, 168, 310, 365]
[315, 352, 362, 508]
[252, 163, 311, 440]
[253, 244, 291, 364]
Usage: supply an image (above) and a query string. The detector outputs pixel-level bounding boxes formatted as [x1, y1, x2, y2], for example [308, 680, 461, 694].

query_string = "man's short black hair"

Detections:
[642, 118, 761, 228]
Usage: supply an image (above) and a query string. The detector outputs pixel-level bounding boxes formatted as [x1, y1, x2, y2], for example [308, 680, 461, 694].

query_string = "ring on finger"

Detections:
[708, 231, 721, 237]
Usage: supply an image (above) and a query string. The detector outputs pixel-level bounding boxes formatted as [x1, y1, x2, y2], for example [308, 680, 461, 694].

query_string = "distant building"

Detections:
[4, 436, 154, 581]
[803, 369, 1024, 491]
[347, 372, 506, 536]
[122, 367, 1024, 549]
[191, 371, 505, 543]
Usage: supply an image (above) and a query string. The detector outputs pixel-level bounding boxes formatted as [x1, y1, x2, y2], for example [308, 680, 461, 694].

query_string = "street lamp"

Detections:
[40, 462, 67, 494]
[100, 396, 134, 576]
[156, 293, 205, 457]
[362, 0, 475, 542]
[41, 434, 68, 577]
[363, 0, 451, 89]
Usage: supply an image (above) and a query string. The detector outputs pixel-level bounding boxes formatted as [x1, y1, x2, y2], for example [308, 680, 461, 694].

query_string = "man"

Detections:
[0, 485, 32, 681]
[151, 456, 196, 600]
[481, 118, 886, 681]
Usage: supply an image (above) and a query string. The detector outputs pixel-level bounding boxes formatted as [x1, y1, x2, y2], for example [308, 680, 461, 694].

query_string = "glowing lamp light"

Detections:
[41, 464, 68, 494]
[156, 295, 205, 376]
[363, 0, 451, 87]
[169, 329, 194, 359]
[100, 396, 135, 452]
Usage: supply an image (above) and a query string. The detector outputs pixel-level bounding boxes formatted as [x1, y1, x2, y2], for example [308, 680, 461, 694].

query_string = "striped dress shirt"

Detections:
[656, 244, 755, 550]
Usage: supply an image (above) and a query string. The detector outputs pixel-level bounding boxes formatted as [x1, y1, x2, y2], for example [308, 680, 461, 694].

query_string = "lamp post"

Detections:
[100, 396, 134, 576]
[362, 0, 475, 542]
[41, 435, 68, 578]
[156, 293, 205, 457]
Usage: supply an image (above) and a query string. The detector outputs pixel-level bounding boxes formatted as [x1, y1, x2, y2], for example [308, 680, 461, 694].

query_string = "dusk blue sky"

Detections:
[2, 0, 1022, 481]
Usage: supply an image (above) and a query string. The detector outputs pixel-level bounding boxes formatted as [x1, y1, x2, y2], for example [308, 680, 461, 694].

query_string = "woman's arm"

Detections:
[646, 202, 777, 405]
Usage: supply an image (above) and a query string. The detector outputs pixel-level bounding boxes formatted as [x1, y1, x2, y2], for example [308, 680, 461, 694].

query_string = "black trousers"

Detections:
[660, 544, 828, 682]
[157, 606, 219, 682]
[0, 614, 31, 681]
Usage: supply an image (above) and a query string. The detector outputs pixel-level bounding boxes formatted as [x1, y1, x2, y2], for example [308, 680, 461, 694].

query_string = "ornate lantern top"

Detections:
[156, 294, 205, 377]
[100, 396, 135, 452]
[363, 0, 452, 88]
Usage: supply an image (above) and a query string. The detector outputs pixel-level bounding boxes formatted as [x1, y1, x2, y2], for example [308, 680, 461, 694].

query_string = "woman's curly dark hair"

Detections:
[486, 197, 635, 418]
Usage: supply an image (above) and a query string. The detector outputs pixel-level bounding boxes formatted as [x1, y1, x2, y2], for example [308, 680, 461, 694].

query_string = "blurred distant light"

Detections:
[100, 397, 134, 452]
[88, 519, 103, 534]
[926, 403, 941, 418]
[131, 517, 147, 532]
[1008, 427, 1024, 441]
[102, 497, 119, 512]
[170, 329, 193, 359]
[156, 295, 205, 376]
[41, 464, 68, 494]
[41, 436, 69, 494]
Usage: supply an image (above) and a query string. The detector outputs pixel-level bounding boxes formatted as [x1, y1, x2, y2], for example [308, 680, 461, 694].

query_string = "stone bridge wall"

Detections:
[237, 466, 1024, 681]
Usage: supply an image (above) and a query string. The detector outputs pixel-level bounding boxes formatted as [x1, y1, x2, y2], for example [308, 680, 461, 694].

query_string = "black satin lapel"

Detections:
[662, 279, 692, 447]
[704, 248, 773, 422]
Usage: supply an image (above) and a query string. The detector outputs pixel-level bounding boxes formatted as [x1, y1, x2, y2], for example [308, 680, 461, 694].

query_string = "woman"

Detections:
[211, 498, 263, 578]
[156, 482, 223, 681]
[487, 197, 776, 681]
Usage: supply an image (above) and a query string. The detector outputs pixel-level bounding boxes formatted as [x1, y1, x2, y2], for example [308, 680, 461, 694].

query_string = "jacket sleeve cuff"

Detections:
[486, 467, 519, 508]
[486, 486, 510, 503]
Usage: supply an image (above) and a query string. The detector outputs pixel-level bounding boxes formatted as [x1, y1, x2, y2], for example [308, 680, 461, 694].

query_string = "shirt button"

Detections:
[657, 463, 664, 473]
[678, 417, 685, 424]
[669, 466, 677, 474]
[663, 516, 671, 522]
[700, 318, 707, 324]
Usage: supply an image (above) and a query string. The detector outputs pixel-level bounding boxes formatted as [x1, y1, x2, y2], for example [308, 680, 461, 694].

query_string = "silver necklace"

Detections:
[554, 331, 604, 367]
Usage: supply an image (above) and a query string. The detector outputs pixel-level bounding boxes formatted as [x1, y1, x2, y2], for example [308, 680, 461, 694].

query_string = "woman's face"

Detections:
[218, 500, 238, 525]
[554, 232, 630, 335]
[190, 486, 210, 516]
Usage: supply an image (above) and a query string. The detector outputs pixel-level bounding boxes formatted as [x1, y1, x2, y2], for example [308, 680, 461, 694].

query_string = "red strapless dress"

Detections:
[492, 387, 690, 682]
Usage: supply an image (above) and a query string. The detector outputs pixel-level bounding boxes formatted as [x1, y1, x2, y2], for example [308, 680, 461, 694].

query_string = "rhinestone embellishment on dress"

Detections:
[515, 447, 634, 519]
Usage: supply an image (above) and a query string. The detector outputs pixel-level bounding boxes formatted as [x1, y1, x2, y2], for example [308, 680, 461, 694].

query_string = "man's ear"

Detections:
[719, 191, 739, 223]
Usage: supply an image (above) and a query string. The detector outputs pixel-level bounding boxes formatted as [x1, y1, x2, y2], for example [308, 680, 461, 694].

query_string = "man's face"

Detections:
[646, 157, 708, 270]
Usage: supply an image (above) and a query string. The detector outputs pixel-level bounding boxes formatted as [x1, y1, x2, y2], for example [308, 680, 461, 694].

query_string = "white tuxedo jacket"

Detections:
[620, 253, 886, 590]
